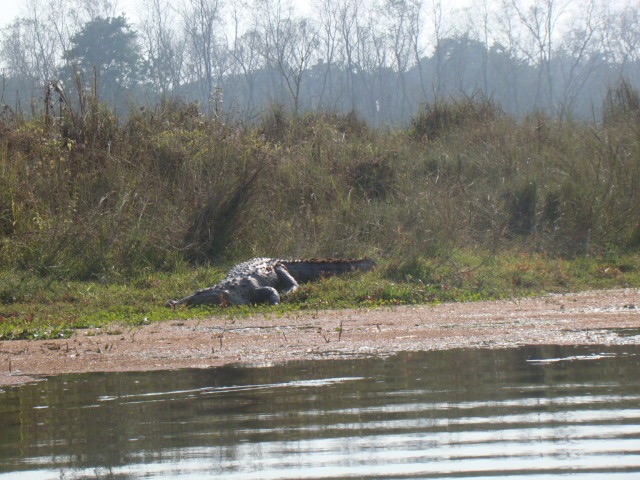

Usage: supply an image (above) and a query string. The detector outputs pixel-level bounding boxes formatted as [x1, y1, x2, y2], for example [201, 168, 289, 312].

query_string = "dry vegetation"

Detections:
[1, 83, 640, 338]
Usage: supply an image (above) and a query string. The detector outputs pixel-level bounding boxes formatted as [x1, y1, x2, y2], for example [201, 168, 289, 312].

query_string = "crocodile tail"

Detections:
[281, 258, 375, 283]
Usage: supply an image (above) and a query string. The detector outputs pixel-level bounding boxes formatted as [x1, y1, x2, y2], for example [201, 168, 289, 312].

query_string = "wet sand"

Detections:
[2, 288, 639, 386]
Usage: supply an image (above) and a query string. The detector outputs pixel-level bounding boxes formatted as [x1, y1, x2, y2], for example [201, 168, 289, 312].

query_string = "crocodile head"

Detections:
[166, 286, 230, 308]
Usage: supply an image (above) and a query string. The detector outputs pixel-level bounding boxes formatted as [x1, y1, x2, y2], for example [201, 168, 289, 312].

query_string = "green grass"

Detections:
[1, 251, 638, 340]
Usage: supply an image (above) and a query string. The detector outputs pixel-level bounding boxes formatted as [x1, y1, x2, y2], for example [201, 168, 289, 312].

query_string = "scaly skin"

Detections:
[167, 257, 375, 307]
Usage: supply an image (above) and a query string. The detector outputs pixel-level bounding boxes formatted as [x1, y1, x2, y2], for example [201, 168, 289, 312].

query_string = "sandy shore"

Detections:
[2, 288, 639, 386]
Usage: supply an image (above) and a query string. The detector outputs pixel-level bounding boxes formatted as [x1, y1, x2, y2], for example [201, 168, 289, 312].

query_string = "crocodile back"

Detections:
[225, 257, 277, 278]
[281, 258, 375, 283]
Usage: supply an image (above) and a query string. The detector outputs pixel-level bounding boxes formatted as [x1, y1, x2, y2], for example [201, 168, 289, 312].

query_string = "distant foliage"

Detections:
[2, 1, 640, 126]
[61, 15, 141, 110]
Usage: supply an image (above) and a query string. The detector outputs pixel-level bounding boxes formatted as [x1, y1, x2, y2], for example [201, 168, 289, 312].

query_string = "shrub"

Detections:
[409, 94, 503, 142]
[603, 79, 640, 126]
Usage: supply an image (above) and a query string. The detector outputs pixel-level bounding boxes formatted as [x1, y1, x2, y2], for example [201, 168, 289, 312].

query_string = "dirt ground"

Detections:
[2, 288, 640, 386]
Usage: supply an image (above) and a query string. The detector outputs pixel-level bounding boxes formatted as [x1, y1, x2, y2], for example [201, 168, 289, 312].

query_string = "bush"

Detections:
[603, 79, 640, 126]
[409, 94, 503, 142]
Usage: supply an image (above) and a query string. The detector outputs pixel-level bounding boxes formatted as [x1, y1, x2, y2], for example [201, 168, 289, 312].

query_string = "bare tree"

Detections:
[335, 0, 365, 111]
[465, 0, 495, 96]
[182, 0, 224, 108]
[258, 0, 320, 116]
[356, 8, 391, 125]
[1, 18, 56, 82]
[427, 0, 453, 98]
[494, 0, 528, 113]
[43, 0, 77, 56]
[556, 0, 605, 118]
[507, 0, 570, 113]
[229, 2, 265, 122]
[314, 0, 340, 109]
[139, 0, 186, 97]
[2, 0, 639, 124]
[0, 0, 70, 82]
[383, 0, 422, 118]
[601, 1, 640, 83]
[77, 0, 118, 19]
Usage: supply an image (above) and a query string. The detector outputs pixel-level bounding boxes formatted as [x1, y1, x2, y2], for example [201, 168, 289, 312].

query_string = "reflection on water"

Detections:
[1, 345, 640, 479]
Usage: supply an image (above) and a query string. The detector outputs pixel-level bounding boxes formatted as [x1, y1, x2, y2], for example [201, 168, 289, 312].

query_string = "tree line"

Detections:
[1, 0, 640, 125]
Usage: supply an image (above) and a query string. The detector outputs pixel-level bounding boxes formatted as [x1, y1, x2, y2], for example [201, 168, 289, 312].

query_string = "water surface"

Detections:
[1, 345, 640, 479]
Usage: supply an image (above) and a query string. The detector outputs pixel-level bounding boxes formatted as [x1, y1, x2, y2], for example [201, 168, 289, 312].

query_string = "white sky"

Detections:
[0, 1, 24, 27]
[0, 0, 630, 32]
[0, 0, 138, 28]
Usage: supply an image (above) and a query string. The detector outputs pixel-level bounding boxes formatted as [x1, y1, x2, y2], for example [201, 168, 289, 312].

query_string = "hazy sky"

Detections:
[0, 0, 137, 28]
[0, 0, 630, 31]
[1, 0, 325, 29]
[0, 1, 23, 27]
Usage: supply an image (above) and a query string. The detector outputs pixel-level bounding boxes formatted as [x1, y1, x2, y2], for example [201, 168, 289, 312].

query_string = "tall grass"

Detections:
[1, 82, 640, 284]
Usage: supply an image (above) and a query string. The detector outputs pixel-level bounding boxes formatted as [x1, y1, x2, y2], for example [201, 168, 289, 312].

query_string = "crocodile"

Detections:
[167, 257, 375, 308]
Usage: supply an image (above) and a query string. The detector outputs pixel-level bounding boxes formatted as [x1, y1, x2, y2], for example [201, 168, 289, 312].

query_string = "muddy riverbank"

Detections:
[2, 288, 639, 386]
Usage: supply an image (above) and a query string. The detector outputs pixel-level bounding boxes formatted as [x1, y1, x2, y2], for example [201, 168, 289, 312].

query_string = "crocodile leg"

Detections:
[249, 266, 297, 305]
[275, 265, 299, 296]
[252, 287, 281, 305]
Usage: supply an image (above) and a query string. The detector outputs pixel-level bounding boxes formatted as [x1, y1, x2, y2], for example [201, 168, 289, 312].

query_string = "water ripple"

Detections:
[1, 345, 640, 479]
